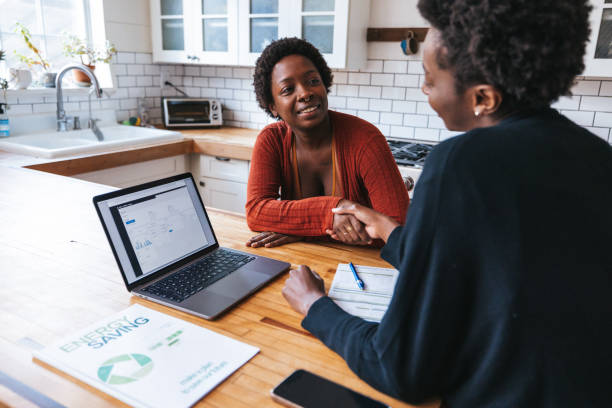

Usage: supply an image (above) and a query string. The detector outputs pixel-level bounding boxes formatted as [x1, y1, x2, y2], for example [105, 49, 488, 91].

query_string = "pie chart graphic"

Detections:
[97, 354, 154, 385]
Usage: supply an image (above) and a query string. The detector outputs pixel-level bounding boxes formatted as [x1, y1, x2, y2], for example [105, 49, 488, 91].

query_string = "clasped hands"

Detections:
[246, 200, 371, 248]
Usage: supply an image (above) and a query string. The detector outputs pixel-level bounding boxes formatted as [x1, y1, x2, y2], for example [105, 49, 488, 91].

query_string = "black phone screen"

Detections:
[271, 369, 389, 408]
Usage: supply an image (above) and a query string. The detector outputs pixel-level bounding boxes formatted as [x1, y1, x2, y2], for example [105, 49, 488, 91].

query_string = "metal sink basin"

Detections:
[0, 125, 183, 158]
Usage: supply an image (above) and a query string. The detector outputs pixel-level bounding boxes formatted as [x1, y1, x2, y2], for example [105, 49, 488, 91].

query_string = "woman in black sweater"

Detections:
[282, 0, 612, 406]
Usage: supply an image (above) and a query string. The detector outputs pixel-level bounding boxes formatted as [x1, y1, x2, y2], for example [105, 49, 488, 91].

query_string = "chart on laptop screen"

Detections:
[117, 187, 208, 275]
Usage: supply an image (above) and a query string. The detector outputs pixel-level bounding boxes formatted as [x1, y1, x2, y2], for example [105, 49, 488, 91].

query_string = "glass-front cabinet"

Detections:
[584, 0, 612, 77]
[151, 0, 369, 68]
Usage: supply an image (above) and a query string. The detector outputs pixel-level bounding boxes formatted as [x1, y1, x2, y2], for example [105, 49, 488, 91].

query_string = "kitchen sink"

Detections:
[0, 125, 183, 158]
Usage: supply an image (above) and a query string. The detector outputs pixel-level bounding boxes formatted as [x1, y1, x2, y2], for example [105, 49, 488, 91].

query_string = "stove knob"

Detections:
[403, 176, 415, 192]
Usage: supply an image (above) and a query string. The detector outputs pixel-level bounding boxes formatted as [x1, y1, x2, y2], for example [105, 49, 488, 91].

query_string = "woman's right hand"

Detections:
[328, 203, 400, 243]
[246, 231, 303, 248]
[328, 200, 372, 245]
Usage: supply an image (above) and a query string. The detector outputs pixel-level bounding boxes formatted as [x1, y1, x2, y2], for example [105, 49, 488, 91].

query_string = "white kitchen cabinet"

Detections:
[197, 154, 249, 213]
[73, 155, 189, 188]
[584, 0, 612, 77]
[151, 0, 239, 64]
[151, 0, 370, 69]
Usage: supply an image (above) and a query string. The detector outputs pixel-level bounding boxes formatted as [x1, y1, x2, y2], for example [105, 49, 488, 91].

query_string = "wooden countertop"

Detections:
[0, 165, 436, 408]
[0, 126, 260, 176]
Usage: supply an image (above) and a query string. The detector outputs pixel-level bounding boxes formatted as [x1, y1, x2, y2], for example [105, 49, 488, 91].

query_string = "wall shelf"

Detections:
[367, 27, 429, 42]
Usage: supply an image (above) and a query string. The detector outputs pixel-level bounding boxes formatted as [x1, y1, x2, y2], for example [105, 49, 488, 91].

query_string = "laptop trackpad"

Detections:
[210, 270, 271, 299]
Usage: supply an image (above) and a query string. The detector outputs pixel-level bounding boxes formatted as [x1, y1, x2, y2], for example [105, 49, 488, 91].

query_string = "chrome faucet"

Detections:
[55, 64, 103, 136]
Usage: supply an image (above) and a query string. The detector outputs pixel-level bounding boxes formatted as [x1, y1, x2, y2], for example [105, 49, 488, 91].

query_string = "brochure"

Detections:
[34, 304, 259, 408]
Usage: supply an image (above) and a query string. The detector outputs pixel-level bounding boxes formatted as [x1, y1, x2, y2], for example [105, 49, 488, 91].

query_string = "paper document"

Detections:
[328, 264, 399, 322]
[34, 304, 259, 408]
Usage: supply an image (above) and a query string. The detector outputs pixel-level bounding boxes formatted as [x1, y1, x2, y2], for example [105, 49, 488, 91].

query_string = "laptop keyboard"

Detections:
[142, 249, 256, 303]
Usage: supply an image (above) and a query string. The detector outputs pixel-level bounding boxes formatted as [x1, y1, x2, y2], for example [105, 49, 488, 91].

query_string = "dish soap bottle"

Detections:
[0, 103, 9, 138]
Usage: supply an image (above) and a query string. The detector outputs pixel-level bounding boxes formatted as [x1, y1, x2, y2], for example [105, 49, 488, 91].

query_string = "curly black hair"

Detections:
[253, 37, 333, 118]
[417, 0, 592, 112]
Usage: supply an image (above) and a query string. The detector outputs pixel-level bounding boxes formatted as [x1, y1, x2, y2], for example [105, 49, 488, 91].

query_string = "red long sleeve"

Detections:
[246, 110, 409, 236]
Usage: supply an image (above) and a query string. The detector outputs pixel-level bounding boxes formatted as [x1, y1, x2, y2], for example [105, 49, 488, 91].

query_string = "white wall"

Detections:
[103, 0, 152, 53]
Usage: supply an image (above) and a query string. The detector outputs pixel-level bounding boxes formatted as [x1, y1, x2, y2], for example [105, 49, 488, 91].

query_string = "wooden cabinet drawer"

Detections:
[199, 154, 249, 183]
[198, 176, 247, 214]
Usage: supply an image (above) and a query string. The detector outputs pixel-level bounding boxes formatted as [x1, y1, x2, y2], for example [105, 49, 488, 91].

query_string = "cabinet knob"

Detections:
[215, 156, 230, 162]
[199, 181, 205, 187]
[403, 176, 415, 191]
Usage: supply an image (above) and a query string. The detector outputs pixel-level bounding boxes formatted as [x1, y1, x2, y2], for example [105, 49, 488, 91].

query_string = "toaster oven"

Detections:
[161, 97, 223, 128]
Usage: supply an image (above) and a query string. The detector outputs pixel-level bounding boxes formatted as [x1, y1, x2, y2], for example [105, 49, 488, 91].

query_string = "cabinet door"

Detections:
[192, 0, 239, 65]
[151, 0, 191, 63]
[583, 0, 612, 77]
[198, 177, 247, 214]
[238, 0, 283, 65]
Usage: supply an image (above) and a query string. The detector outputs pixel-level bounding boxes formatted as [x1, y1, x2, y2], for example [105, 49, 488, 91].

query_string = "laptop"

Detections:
[93, 173, 290, 319]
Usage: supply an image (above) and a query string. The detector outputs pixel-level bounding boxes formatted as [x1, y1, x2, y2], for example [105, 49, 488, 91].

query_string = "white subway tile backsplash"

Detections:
[328, 96, 347, 109]
[217, 88, 233, 99]
[118, 76, 136, 87]
[561, 110, 594, 126]
[382, 86, 406, 100]
[144, 64, 160, 75]
[116, 52, 135, 64]
[415, 127, 440, 141]
[127, 65, 144, 76]
[128, 87, 145, 98]
[375, 123, 390, 135]
[383, 60, 407, 74]
[581, 96, 612, 112]
[6, 104, 33, 115]
[209, 77, 225, 87]
[135, 53, 152, 64]
[225, 78, 242, 89]
[120, 98, 138, 109]
[594, 112, 612, 127]
[390, 125, 415, 139]
[337, 108, 357, 116]
[358, 110, 380, 123]
[200, 88, 217, 97]
[392, 100, 416, 113]
[233, 68, 252, 79]
[145, 87, 162, 97]
[403, 114, 428, 127]
[360, 60, 383, 73]
[242, 101, 261, 112]
[359, 86, 382, 98]
[440, 130, 462, 140]
[242, 79, 252, 89]
[428, 115, 445, 129]
[223, 100, 242, 111]
[233, 111, 250, 121]
[349, 72, 371, 85]
[417, 102, 437, 115]
[333, 72, 348, 84]
[183, 76, 193, 86]
[380, 112, 403, 125]
[408, 61, 424, 74]
[337, 84, 359, 97]
[586, 126, 610, 141]
[112, 64, 127, 76]
[137, 76, 153, 87]
[201, 67, 216, 76]
[193, 77, 208, 87]
[600, 81, 612, 96]
[346, 97, 369, 110]
[369, 99, 392, 112]
[552, 95, 581, 110]
[405, 88, 428, 101]
[394, 74, 419, 88]
[32, 103, 58, 113]
[234, 90, 250, 101]
[185, 66, 200, 76]
[571, 80, 600, 96]
[371, 73, 394, 86]
[216, 67, 233, 77]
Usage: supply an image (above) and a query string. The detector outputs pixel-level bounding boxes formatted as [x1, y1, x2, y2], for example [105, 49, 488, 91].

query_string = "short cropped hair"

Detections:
[417, 0, 592, 112]
[253, 37, 333, 118]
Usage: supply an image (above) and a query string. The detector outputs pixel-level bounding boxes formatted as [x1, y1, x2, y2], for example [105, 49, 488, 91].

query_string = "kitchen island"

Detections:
[0, 155, 435, 407]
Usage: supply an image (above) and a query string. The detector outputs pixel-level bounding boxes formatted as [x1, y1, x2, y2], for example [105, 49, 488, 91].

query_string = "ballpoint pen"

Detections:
[348, 262, 365, 291]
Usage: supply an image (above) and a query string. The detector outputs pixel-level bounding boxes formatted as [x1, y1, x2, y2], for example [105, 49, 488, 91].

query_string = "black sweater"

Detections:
[302, 108, 612, 407]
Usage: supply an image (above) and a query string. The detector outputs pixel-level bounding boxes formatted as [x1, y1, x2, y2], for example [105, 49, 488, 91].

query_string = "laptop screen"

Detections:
[95, 176, 217, 285]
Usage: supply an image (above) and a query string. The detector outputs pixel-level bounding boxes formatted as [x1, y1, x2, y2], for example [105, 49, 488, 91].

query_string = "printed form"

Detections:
[328, 264, 399, 322]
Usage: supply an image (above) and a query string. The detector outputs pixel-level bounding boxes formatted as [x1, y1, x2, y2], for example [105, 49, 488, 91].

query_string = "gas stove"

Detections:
[387, 140, 434, 168]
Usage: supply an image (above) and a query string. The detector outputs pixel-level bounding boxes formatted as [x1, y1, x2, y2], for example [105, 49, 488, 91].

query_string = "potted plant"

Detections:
[62, 34, 117, 86]
[14, 22, 54, 88]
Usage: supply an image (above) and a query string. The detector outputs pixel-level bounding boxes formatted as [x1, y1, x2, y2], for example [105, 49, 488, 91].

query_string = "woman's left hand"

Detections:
[246, 231, 303, 248]
[282, 265, 326, 315]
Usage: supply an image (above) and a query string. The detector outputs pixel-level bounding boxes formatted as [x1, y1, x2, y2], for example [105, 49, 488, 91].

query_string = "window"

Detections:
[0, 0, 110, 88]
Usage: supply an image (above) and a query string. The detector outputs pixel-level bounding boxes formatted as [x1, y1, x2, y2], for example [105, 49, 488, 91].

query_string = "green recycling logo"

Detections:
[97, 353, 154, 385]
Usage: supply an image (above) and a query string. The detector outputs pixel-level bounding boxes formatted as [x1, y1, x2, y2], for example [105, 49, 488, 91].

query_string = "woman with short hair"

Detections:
[282, 0, 612, 405]
[245, 37, 409, 248]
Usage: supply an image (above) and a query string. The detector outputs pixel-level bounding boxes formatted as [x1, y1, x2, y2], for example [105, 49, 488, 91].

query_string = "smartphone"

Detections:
[270, 369, 390, 408]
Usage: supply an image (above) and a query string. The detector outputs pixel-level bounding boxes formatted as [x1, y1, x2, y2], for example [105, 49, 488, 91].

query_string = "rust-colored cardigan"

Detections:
[245, 110, 409, 237]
